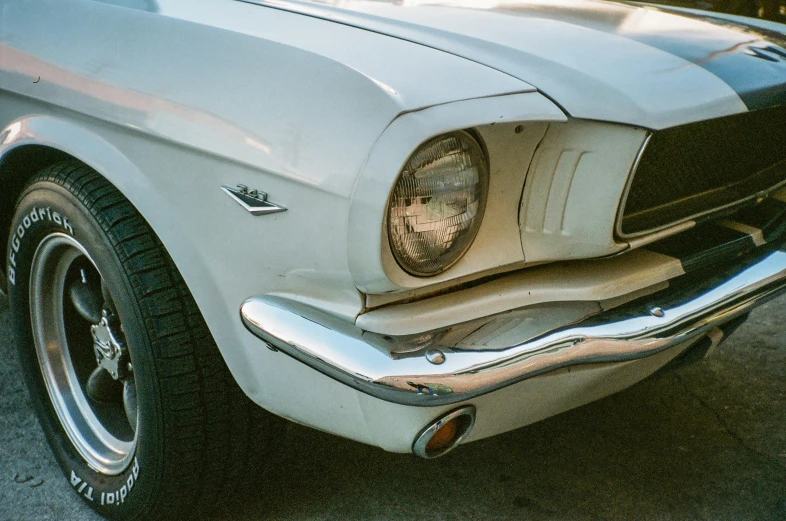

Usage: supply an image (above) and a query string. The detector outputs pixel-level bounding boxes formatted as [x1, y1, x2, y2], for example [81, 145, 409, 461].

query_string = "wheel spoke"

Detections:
[86, 366, 123, 403]
[68, 271, 103, 323]
[123, 377, 138, 433]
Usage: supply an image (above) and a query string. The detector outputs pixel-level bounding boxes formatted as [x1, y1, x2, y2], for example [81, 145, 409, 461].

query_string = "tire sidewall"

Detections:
[7, 179, 162, 519]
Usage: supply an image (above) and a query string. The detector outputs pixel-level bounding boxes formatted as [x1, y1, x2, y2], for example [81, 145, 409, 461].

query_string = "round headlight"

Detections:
[387, 131, 489, 277]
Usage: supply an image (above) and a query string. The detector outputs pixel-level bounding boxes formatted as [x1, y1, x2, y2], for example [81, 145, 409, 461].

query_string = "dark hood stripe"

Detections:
[635, 6, 786, 109]
[626, 33, 786, 110]
[254, 0, 786, 120]
[491, 3, 786, 111]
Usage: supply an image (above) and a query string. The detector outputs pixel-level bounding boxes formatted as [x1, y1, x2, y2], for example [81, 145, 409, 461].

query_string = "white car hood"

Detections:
[251, 0, 786, 129]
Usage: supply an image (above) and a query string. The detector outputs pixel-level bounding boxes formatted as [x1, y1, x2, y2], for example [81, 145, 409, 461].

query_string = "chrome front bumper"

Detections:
[241, 248, 786, 407]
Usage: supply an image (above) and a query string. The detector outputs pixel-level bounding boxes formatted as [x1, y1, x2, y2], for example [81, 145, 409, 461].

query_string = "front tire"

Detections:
[7, 161, 283, 519]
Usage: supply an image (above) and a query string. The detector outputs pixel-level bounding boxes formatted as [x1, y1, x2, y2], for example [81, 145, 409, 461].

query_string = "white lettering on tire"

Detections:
[99, 457, 140, 506]
[70, 457, 139, 507]
[69, 470, 95, 503]
[7, 206, 74, 286]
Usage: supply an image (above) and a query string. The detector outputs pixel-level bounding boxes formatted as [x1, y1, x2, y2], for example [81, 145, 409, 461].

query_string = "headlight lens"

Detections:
[388, 131, 489, 277]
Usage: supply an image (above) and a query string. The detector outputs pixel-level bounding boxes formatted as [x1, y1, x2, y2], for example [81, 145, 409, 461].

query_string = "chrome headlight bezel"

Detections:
[386, 130, 490, 277]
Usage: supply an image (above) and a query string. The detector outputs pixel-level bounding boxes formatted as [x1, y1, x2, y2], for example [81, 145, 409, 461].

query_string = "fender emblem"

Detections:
[221, 185, 287, 216]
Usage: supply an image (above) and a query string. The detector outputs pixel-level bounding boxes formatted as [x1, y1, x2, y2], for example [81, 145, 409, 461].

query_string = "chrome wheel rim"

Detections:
[30, 233, 137, 475]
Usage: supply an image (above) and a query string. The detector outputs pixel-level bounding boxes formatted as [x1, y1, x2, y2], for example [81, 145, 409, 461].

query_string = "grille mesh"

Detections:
[620, 106, 786, 236]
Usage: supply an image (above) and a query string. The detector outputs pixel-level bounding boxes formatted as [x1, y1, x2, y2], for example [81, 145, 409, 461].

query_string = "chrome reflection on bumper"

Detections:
[241, 248, 786, 407]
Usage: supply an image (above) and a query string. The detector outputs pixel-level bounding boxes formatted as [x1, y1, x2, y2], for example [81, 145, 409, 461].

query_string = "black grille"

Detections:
[619, 106, 786, 237]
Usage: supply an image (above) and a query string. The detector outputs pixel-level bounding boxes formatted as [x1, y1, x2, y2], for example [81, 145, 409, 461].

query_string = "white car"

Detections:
[1, 0, 785, 518]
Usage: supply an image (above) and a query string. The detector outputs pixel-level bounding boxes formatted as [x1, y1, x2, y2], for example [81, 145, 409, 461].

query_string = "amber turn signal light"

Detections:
[426, 418, 459, 452]
[412, 405, 476, 459]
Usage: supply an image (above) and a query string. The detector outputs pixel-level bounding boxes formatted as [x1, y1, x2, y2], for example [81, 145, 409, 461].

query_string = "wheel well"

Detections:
[0, 145, 78, 293]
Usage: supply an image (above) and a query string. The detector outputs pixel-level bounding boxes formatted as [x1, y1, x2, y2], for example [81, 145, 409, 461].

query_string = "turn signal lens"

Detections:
[425, 418, 459, 452]
[387, 131, 489, 277]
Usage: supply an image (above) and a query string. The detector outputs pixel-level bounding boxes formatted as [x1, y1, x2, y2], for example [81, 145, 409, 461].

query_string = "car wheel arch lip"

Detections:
[0, 117, 242, 379]
[0, 116, 166, 220]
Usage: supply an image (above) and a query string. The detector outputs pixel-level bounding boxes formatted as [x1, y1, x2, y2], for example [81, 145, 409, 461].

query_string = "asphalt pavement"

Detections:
[1, 292, 785, 521]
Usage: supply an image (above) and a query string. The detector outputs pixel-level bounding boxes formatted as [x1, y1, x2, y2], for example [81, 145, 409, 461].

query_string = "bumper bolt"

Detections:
[425, 349, 446, 365]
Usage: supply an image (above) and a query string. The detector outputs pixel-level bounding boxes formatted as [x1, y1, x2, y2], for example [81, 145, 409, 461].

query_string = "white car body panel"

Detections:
[2, 0, 532, 198]
[0, 0, 562, 449]
[356, 249, 684, 336]
[253, 0, 754, 129]
[0, 0, 541, 392]
[519, 120, 648, 262]
[1, 0, 785, 456]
